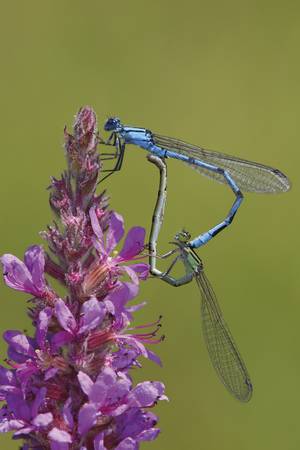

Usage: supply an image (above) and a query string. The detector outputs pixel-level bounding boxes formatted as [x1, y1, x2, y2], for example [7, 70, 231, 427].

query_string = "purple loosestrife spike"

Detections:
[0, 107, 166, 450]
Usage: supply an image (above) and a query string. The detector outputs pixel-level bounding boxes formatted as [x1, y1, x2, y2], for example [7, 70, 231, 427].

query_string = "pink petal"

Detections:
[146, 349, 162, 367]
[127, 381, 163, 407]
[0, 254, 36, 294]
[115, 438, 138, 450]
[14, 425, 35, 435]
[118, 227, 145, 260]
[89, 367, 118, 404]
[3, 331, 35, 358]
[95, 367, 117, 386]
[50, 441, 69, 450]
[0, 419, 25, 433]
[48, 427, 72, 443]
[55, 299, 77, 334]
[51, 331, 73, 350]
[24, 245, 45, 291]
[106, 212, 124, 253]
[126, 301, 147, 313]
[32, 412, 53, 427]
[78, 403, 97, 436]
[45, 368, 59, 380]
[78, 371, 93, 396]
[32, 387, 47, 417]
[137, 428, 160, 441]
[79, 298, 106, 334]
[105, 282, 139, 316]
[89, 206, 105, 254]
[94, 432, 106, 450]
[118, 336, 148, 358]
[63, 398, 74, 429]
[36, 307, 52, 349]
[127, 263, 149, 280]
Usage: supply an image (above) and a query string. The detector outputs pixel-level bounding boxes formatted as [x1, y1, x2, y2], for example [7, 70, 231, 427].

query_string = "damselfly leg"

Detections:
[98, 134, 126, 183]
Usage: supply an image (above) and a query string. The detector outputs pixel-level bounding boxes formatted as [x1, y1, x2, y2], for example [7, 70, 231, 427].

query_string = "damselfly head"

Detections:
[174, 229, 191, 243]
[104, 117, 122, 132]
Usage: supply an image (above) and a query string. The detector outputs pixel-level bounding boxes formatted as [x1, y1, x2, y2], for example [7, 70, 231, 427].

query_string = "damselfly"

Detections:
[147, 154, 252, 402]
[102, 118, 290, 249]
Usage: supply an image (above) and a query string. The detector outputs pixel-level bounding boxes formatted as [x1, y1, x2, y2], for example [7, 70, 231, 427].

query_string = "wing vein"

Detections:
[153, 133, 290, 193]
[196, 271, 252, 402]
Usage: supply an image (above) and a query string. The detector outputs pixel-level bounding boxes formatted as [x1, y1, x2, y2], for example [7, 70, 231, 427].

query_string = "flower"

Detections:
[0, 246, 53, 300]
[82, 206, 149, 297]
[0, 386, 53, 436]
[77, 367, 166, 439]
[0, 107, 165, 450]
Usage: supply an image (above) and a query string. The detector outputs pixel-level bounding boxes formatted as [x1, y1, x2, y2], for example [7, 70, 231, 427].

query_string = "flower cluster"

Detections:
[0, 107, 166, 450]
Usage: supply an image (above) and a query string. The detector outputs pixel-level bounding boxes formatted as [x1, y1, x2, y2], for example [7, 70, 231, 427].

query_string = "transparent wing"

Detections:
[153, 133, 290, 193]
[196, 271, 253, 402]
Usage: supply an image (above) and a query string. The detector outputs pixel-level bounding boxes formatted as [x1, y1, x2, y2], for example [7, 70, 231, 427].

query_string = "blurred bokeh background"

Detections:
[0, 1, 299, 449]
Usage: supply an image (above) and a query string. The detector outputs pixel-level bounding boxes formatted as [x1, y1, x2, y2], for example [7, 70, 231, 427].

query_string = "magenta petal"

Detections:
[45, 368, 59, 380]
[31, 387, 47, 417]
[128, 381, 163, 407]
[0, 419, 25, 433]
[51, 331, 73, 350]
[0, 254, 36, 294]
[6, 394, 31, 421]
[63, 398, 74, 429]
[78, 371, 93, 396]
[89, 380, 107, 406]
[79, 298, 105, 334]
[78, 403, 98, 436]
[146, 349, 162, 367]
[118, 227, 145, 260]
[0, 366, 15, 385]
[24, 246, 45, 291]
[32, 412, 53, 427]
[36, 307, 52, 349]
[106, 212, 124, 253]
[126, 302, 147, 313]
[137, 428, 160, 441]
[105, 282, 139, 316]
[105, 378, 131, 409]
[48, 427, 72, 443]
[119, 336, 148, 358]
[90, 367, 117, 404]
[3, 331, 35, 358]
[55, 299, 77, 334]
[95, 367, 117, 386]
[89, 206, 105, 254]
[94, 432, 106, 450]
[50, 441, 69, 450]
[128, 263, 149, 280]
[115, 438, 138, 450]
[14, 425, 35, 435]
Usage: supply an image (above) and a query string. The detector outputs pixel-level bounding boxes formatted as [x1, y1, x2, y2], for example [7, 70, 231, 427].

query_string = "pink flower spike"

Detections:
[0, 108, 165, 450]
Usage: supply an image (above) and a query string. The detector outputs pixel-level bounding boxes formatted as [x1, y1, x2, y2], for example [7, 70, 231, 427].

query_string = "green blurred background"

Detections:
[0, 1, 299, 449]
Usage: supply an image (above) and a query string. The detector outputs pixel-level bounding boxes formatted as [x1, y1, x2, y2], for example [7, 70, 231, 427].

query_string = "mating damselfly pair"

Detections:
[100, 118, 291, 402]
